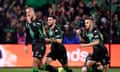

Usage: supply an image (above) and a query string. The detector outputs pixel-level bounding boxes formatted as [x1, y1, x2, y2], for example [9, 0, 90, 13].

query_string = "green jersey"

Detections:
[46, 25, 63, 47]
[25, 18, 45, 45]
[83, 28, 105, 50]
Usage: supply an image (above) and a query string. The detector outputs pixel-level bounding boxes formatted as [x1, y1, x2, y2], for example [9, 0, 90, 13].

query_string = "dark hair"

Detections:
[85, 16, 94, 21]
[48, 15, 57, 19]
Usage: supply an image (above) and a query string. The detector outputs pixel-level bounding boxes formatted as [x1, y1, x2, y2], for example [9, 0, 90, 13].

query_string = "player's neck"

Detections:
[50, 24, 56, 29]
[89, 26, 93, 32]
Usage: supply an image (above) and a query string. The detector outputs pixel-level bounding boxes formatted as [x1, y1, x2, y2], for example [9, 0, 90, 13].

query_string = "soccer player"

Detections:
[76, 17, 110, 72]
[24, 7, 46, 72]
[43, 15, 72, 72]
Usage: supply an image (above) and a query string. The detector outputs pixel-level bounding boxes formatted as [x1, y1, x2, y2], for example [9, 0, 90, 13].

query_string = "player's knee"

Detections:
[103, 65, 109, 72]
[86, 60, 96, 69]
[81, 66, 87, 72]
[97, 65, 103, 70]
[45, 57, 53, 65]
[33, 58, 40, 65]
[45, 60, 51, 65]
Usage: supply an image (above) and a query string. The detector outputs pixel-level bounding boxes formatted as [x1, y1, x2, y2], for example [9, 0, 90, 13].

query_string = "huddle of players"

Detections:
[24, 7, 72, 72]
[24, 7, 110, 72]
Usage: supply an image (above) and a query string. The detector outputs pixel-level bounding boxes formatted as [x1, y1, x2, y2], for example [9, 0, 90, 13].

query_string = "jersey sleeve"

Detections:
[36, 19, 43, 28]
[54, 28, 62, 39]
[36, 19, 45, 38]
[25, 23, 32, 45]
[93, 30, 101, 41]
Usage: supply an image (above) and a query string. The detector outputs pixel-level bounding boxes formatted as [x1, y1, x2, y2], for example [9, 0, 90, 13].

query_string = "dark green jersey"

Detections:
[25, 18, 45, 45]
[46, 25, 63, 46]
[83, 28, 105, 49]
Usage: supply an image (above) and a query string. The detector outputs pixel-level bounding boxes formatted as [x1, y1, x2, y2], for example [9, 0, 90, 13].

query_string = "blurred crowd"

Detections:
[0, 0, 120, 44]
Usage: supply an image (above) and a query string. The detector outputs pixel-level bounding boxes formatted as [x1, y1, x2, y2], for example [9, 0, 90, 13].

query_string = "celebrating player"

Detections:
[43, 15, 72, 72]
[24, 7, 46, 72]
[76, 17, 110, 72]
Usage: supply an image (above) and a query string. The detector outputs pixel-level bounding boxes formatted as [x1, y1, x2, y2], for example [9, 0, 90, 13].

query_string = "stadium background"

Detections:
[0, 0, 120, 72]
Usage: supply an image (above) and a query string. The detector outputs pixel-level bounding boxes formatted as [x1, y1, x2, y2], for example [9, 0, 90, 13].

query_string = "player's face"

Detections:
[85, 19, 93, 30]
[25, 8, 34, 18]
[47, 17, 54, 26]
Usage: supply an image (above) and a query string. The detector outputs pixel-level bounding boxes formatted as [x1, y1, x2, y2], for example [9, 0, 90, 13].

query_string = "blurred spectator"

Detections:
[0, 0, 120, 44]
[3, 31, 17, 43]
[0, 7, 10, 43]
[17, 26, 26, 44]
[63, 24, 80, 44]
[112, 13, 120, 43]
[36, 10, 43, 19]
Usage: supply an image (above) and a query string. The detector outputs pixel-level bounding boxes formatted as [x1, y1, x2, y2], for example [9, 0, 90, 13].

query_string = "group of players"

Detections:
[24, 7, 110, 72]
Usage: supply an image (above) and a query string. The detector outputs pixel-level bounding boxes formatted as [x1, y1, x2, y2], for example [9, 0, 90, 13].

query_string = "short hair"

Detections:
[85, 16, 94, 21]
[25, 7, 35, 16]
[25, 7, 34, 10]
[48, 15, 57, 19]
[25, 7, 35, 13]
[85, 16, 96, 27]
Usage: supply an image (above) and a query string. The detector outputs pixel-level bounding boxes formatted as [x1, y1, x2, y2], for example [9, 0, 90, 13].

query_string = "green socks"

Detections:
[87, 68, 93, 72]
[42, 64, 47, 70]
[33, 67, 39, 72]
[42, 64, 58, 72]
[58, 67, 64, 72]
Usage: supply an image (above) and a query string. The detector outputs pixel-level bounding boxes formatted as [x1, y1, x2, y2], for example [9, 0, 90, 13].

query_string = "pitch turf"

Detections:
[0, 68, 120, 72]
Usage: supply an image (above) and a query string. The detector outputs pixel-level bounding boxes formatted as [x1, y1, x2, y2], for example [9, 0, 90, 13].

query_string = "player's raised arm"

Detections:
[76, 29, 85, 42]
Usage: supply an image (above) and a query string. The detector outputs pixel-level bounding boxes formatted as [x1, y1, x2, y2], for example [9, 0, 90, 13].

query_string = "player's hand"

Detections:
[24, 46, 28, 54]
[76, 29, 81, 35]
[26, 16, 32, 23]
[45, 38, 51, 42]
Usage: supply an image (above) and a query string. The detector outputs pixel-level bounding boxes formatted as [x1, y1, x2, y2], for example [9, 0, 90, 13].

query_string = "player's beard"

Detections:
[48, 24, 53, 28]
[86, 24, 92, 32]
[48, 22, 54, 28]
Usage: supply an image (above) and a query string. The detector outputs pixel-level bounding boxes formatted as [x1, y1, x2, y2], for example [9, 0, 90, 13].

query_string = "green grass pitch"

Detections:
[0, 68, 120, 72]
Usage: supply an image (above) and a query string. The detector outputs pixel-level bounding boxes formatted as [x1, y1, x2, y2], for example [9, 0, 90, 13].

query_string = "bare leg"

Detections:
[81, 60, 96, 72]
[33, 57, 41, 72]
[103, 64, 109, 72]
